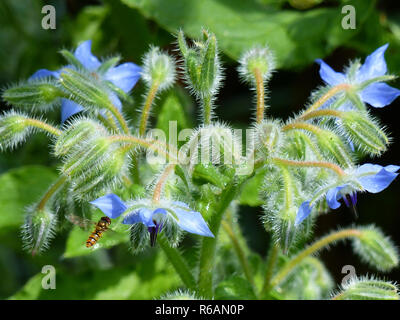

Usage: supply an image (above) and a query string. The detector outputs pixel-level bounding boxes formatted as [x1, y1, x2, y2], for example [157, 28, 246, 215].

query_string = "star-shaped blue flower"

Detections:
[90, 194, 214, 246]
[295, 163, 400, 226]
[30, 40, 142, 123]
[316, 44, 400, 108]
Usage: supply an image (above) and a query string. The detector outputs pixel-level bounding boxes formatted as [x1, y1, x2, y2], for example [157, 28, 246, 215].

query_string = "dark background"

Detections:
[0, 0, 399, 298]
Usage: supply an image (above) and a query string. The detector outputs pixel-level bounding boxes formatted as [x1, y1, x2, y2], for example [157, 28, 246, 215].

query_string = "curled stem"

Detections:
[269, 229, 362, 288]
[37, 175, 68, 210]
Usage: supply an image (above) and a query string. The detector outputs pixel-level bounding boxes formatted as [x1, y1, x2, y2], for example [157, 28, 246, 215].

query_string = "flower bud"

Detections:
[333, 277, 399, 300]
[2, 80, 62, 110]
[341, 111, 389, 155]
[178, 29, 222, 98]
[53, 118, 107, 157]
[238, 45, 275, 85]
[141, 46, 176, 91]
[0, 111, 33, 150]
[316, 130, 353, 167]
[21, 207, 57, 256]
[352, 225, 399, 271]
[61, 136, 113, 178]
[59, 68, 113, 111]
[70, 146, 130, 200]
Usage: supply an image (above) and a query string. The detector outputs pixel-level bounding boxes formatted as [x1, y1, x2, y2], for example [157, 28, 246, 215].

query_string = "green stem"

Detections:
[254, 68, 265, 123]
[37, 175, 68, 210]
[139, 82, 159, 136]
[107, 103, 130, 134]
[272, 157, 345, 177]
[260, 243, 279, 298]
[202, 94, 213, 125]
[198, 182, 240, 297]
[25, 119, 61, 136]
[269, 229, 362, 288]
[221, 220, 257, 296]
[158, 235, 196, 290]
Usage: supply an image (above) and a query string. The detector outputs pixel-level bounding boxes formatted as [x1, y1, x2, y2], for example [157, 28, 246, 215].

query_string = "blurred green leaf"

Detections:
[214, 275, 257, 299]
[239, 167, 267, 206]
[122, 0, 374, 68]
[9, 252, 180, 299]
[0, 165, 57, 230]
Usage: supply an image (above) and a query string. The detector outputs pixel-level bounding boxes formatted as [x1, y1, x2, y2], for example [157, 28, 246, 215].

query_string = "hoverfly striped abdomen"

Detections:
[86, 216, 111, 248]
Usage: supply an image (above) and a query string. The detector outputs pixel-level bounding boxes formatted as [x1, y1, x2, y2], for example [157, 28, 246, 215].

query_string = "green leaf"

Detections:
[0, 166, 58, 230]
[122, 0, 374, 68]
[239, 167, 267, 206]
[9, 253, 180, 299]
[214, 275, 257, 299]
[155, 86, 193, 142]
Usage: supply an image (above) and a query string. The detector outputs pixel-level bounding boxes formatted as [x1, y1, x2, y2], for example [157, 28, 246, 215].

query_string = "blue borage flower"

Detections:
[89, 194, 214, 245]
[30, 40, 142, 123]
[295, 163, 400, 226]
[316, 44, 400, 109]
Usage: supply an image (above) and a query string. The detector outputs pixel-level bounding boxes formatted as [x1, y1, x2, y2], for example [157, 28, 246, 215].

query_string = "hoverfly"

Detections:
[66, 214, 114, 248]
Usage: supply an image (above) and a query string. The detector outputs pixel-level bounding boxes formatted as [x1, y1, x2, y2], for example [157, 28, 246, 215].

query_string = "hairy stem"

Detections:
[254, 68, 265, 123]
[298, 109, 343, 121]
[24, 119, 61, 136]
[272, 157, 345, 177]
[139, 82, 159, 136]
[302, 84, 350, 115]
[202, 94, 213, 125]
[269, 229, 362, 288]
[107, 103, 130, 134]
[152, 164, 176, 203]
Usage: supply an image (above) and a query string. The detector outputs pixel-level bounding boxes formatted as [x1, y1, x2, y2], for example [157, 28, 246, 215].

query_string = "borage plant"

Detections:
[1, 30, 400, 300]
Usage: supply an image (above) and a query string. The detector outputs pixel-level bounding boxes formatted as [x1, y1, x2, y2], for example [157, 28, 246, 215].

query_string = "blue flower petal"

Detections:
[74, 40, 101, 71]
[356, 163, 399, 193]
[104, 62, 142, 93]
[295, 201, 313, 226]
[315, 59, 346, 86]
[172, 207, 214, 237]
[357, 44, 389, 82]
[326, 185, 346, 209]
[90, 194, 127, 219]
[360, 82, 400, 108]
[61, 99, 84, 123]
[30, 69, 60, 80]
[123, 208, 156, 227]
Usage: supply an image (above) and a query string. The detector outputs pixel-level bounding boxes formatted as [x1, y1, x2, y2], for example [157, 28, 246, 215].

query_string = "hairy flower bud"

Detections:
[53, 118, 107, 157]
[352, 225, 399, 271]
[316, 129, 353, 167]
[61, 136, 114, 178]
[238, 45, 275, 84]
[70, 146, 130, 200]
[21, 207, 57, 256]
[178, 29, 222, 98]
[333, 277, 399, 300]
[341, 111, 389, 155]
[141, 46, 176, 91]
[2, 79, 63, 110]
[59, 68, 114, 111]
